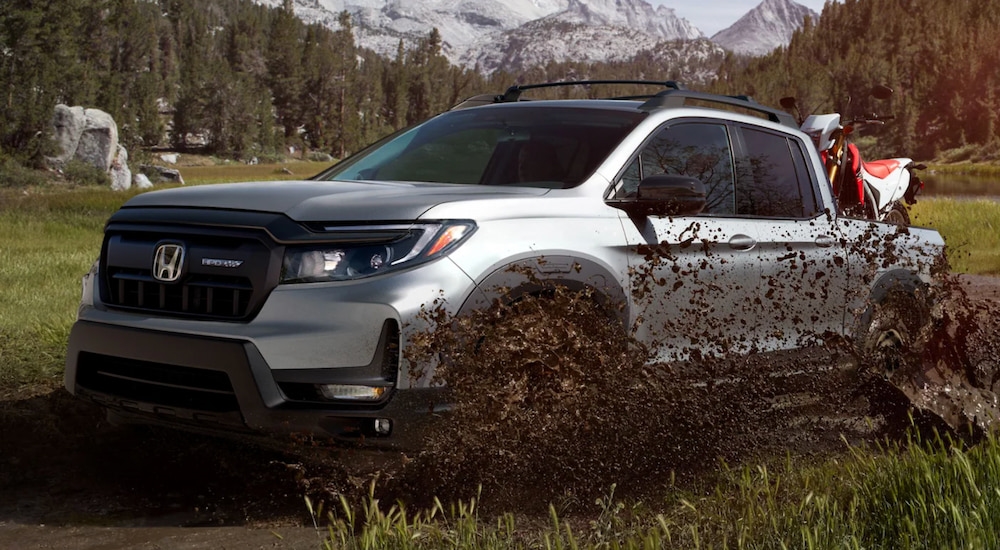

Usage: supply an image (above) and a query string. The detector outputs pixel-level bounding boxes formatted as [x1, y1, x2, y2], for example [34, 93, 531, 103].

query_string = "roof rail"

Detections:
[497, 80, 686, 103]
[639, 89, 798, 127]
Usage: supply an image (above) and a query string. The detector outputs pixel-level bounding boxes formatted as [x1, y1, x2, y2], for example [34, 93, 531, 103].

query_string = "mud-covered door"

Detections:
[613, 121, 762, 362]
[732, 125, 853, 350]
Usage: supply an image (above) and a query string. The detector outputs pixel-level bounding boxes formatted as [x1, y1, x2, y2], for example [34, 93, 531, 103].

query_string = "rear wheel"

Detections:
[857, 289, 930, 429]
[861, 290, 927, 372]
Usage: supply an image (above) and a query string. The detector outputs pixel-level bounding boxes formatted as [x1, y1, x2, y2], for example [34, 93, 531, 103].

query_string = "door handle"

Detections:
[815, 234, 837, 248]
[728, 234, 757, 251]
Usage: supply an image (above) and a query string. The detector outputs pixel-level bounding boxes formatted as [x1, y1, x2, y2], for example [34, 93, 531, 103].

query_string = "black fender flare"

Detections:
[457, 255, 629, 327]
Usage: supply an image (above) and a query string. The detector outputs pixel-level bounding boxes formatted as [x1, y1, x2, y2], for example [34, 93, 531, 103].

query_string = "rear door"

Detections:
[615, 120, 763, 362]
[732, 125, 852, 350]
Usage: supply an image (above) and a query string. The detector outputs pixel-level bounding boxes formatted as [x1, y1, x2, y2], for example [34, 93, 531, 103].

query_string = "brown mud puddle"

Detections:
[2, 275, 1000, 547]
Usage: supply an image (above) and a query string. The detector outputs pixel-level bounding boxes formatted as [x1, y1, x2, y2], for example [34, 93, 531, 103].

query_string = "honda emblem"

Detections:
[152, 243, 185, 282]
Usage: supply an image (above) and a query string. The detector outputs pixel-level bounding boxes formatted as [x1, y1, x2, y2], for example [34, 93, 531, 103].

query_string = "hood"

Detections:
[121, 180, 549, 222]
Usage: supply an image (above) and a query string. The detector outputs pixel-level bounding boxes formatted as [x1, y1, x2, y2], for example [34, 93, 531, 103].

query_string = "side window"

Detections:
[615, 122, 736, 215]
[737, 128, 819, 218]
[790, 140, 820, 217]
[617, 157, 641, 198]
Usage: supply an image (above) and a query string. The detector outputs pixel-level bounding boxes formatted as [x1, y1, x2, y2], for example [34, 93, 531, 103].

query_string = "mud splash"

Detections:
[295, 224, 999, 513]
[384, 232, 1000, 510]
[396, 281, 886, 510]
[881, 274, 1000, 435]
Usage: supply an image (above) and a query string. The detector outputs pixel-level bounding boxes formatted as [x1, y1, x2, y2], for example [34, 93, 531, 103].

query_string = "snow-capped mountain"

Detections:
[461, 19, 724, 80]
[544, 0, 701, 42]
[255, 0, 703, 71]
[255, 0, 817, 74]
[710, 0, 818, 56]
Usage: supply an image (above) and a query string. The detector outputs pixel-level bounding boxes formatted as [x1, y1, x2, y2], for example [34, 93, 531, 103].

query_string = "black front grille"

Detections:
[76, 352, 239, 413]
[99, 226, 277, 321]
[107, 268, 253, 318]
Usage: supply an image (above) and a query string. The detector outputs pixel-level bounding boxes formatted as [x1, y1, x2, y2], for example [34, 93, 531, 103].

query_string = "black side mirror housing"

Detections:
[612, 174, 707, 217]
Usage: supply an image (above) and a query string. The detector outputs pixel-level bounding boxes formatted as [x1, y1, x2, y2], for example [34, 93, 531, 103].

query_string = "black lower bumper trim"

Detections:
[65, 321, 446, 449]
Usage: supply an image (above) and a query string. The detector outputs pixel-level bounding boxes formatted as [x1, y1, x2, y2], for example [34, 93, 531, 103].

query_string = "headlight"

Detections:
[281, 221, 475, 283]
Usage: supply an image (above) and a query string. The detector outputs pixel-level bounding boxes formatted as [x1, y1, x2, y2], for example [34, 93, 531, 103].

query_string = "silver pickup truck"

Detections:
[64, 81, 944, 448]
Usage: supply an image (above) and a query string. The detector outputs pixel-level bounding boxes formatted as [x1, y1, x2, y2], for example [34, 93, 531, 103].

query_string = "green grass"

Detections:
[0, 187, 139, 389]
[309, 429, 1000, 549]
[925, 162, 1000, 177]
[911, 197, 1000, 274]
[178, 160, 333, 184]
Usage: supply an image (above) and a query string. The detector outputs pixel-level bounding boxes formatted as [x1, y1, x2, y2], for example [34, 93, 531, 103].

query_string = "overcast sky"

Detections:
[655, 1, 835, 37]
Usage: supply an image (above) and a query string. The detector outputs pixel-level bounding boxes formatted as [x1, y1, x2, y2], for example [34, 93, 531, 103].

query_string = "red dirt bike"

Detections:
[781, 85, 924, 224]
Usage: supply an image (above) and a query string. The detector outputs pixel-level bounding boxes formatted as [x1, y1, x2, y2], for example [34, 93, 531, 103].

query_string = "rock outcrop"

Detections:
[49, 104, 137, 190]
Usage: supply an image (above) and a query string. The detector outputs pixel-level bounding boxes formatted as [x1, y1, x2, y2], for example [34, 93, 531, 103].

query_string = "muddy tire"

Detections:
[861, 289, 927, 372]
[856, 289, 931, 430]
[883, 201, 910, 226]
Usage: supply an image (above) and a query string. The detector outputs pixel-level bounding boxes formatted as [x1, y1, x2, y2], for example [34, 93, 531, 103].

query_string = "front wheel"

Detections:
[883, 201, 910, 226]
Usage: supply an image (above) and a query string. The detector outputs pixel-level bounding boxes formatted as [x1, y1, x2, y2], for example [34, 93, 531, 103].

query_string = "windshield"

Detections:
[316, 105, 646, 189]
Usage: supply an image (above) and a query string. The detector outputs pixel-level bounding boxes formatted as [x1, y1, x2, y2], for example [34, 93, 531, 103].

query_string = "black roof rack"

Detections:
[639, 89, 798, 127]
[450, 80, 798, 128]
[497, 80, 686, 103]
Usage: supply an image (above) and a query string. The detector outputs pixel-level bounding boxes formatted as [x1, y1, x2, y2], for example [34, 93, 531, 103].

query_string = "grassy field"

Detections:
[178, 160, 333, 184]
[1, 176, 999, 547]
[313, 430, 1000, 549]
[911, 198, 1000, 274]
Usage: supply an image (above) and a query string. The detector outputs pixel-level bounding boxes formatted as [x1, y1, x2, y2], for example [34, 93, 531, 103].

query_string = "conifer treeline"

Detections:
[712, 0, 1000, 160]
[0, 0, 498, 162]
[2, 0, 998, 164]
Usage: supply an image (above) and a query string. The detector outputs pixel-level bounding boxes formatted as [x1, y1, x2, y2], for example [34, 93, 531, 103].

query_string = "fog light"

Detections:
[374, 418, 392, 435]
[316, 384, 387, 401]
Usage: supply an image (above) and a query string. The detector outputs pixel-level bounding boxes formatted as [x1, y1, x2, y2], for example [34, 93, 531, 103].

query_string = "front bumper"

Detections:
[65, 321, 447, 449]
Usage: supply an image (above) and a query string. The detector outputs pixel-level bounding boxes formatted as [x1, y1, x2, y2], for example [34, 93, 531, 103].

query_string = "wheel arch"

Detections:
[851, 268, 931, 346]
[457, 255, 630, 327]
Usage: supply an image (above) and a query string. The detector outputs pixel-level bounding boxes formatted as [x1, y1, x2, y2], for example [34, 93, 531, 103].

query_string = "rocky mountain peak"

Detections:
[710, 0, 818, 57]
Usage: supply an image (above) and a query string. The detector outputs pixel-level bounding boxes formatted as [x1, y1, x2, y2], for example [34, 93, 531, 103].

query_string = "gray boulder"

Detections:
[140, 165, 185, 185]
[49, 104, 137, 191]
[48, 105, 120, 172]
[48, 105, 86, 167]
[75, 109, 119, 172]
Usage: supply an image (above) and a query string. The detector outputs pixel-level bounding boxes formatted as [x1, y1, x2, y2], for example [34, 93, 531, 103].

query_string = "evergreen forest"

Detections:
[1, 0, 998, 166]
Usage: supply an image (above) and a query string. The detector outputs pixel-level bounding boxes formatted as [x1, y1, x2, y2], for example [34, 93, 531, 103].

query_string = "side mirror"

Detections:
[612, 174, 706, 217]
